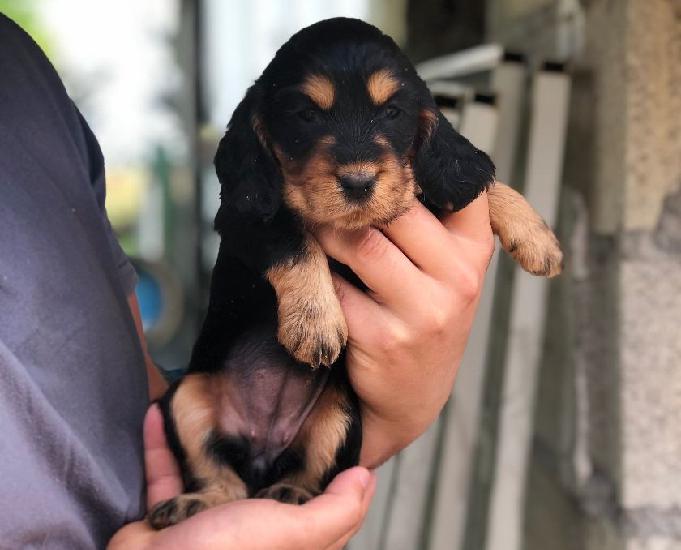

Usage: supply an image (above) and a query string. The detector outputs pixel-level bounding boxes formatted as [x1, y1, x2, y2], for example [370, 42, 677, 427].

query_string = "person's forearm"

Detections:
[127, 293, 168, 400]
[359, 411, 406, 469]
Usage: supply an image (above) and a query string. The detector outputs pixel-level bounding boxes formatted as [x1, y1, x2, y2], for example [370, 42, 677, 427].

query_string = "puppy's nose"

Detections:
[339, 174, 376, 200]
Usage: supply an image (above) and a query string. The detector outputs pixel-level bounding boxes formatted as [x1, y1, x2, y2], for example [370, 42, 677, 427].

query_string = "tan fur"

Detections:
[171, 374, 215, 481]
[278, 136, 415, 230]
[149, 374, 247, 527]
[488, 182, 563, 277]
[266, 235, 347, 367]
[418, 108, 439, 145]
[336, 161, 379, 180]
[295, 383, 350, 483]
[261, 383, 351, 499]
[252, 115, 269, 150]
[301, 74, 335, 110]
[172, 375, 248, 496]
[367, 69, 400, 105]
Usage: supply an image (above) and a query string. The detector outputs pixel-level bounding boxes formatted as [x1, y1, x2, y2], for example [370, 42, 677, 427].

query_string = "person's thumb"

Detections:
[299, 467, 374, 548]
[144, 403, 183, 509]
[322, 466, 372, 499]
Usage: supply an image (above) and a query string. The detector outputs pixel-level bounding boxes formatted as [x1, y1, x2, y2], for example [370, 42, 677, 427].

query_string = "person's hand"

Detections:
[315, 191, 494, 467]
[108, 405, 376, 550]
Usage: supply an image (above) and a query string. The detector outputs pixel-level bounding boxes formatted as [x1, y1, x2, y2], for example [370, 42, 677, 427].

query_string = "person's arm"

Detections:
[127, 293, 168, 401]
[109, 406, 376, 550]
[315, 192, 494, 467]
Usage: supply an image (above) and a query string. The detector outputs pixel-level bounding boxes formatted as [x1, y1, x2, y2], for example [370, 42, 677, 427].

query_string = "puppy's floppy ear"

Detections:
[214, 84, 283, 224]
[413, 101, 495, 213]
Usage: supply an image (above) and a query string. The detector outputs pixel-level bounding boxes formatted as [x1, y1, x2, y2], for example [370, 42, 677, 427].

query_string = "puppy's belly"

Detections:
[214, 326, 329, 480]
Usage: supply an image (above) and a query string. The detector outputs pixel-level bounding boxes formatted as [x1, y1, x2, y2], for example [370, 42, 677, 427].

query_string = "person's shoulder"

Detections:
[0, 13, 91, 156]
[0, 12, 68, 95]
[0, 12, 43, 54]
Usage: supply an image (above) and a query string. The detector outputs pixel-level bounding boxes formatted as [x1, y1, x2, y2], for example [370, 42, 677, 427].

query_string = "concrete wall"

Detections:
[525, 1, 681, 549]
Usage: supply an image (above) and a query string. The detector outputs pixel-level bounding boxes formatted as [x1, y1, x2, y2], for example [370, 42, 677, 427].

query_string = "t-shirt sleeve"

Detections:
[74, 107, 138, 296]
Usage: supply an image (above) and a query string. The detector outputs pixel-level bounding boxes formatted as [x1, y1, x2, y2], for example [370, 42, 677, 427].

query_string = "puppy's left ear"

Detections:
[412, 103, 495, 213]
[214, 84, 283, 224]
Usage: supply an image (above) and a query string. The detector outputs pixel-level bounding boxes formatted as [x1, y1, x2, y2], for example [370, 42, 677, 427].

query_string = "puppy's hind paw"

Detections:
[148, 496, 207, 530]
[257, 483, 315, 505]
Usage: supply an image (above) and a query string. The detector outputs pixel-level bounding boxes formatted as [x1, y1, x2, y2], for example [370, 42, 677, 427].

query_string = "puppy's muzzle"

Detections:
[338, 173, 376, 201]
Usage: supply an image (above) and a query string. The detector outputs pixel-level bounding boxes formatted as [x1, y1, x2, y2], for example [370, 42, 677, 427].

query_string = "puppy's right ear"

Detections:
[214, 85, 283, 223]
[412, 105, 495, 214]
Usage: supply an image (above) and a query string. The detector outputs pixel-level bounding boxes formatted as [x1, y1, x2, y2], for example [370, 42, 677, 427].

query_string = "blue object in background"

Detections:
[135, 270, 164, 331]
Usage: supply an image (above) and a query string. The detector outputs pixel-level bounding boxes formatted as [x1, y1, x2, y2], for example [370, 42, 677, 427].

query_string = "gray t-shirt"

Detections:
[0, 14, 148, 549]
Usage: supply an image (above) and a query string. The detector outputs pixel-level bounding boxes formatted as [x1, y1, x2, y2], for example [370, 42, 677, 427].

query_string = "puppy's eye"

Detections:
[385, 104, 401, 120]
[298, 108, 320, 123]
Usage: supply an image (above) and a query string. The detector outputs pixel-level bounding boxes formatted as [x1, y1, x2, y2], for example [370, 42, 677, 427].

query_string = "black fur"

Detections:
[414, 111, 495, 214]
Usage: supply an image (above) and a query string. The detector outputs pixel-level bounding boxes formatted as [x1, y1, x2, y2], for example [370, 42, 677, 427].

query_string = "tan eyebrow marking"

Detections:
[367, 69, 400, 105]
[301, 74, 335, 110]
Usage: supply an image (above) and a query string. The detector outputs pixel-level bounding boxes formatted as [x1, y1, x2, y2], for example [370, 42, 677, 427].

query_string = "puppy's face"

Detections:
[263, 71, 425, 229]
[250, 24, 436, 230]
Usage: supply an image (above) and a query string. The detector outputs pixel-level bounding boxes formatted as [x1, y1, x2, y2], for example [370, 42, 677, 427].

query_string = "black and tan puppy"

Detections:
[148, 18, 562, 529]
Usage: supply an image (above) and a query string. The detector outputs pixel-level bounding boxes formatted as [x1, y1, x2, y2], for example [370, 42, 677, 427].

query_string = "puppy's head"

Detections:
[215, 18, 493, 230]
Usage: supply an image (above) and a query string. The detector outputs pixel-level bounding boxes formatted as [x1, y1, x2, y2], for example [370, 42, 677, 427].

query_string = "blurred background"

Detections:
[3, 0, 679, 549]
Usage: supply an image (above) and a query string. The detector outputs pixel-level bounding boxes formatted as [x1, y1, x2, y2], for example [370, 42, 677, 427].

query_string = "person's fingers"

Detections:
[299, 466, 373, 548]
[315, 226, 425, 311]
[144, 403, 183, 509]
[441, 188, 493, 245]
[183, 467, 374, 550]
[381, 202, 458, 280]
[107, 520, 156, 550]
[331, 272, 388, 342]
[143, 467, 375, 550]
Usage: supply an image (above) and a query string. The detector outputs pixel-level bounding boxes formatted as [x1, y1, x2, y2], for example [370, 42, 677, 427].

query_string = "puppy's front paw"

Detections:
[277, 294, 348, 368]
[488, 183, 563, 278]
[257, 483, 315, 505]
[267, 235, 348, 367]
[148, 495, 207, 529]
[504, 221, 563, 277]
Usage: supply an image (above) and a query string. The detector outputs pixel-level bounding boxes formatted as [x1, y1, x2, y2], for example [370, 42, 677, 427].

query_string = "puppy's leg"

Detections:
[266, 233, 347, 367]
[148, 374, 247, 529]
[488, 182, 563, 277]
[148, 481, 245, 529]
[258, 378, 362, 503]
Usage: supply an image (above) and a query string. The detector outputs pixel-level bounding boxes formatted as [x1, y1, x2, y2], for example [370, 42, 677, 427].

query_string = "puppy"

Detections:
[148, 17, 562, 529]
